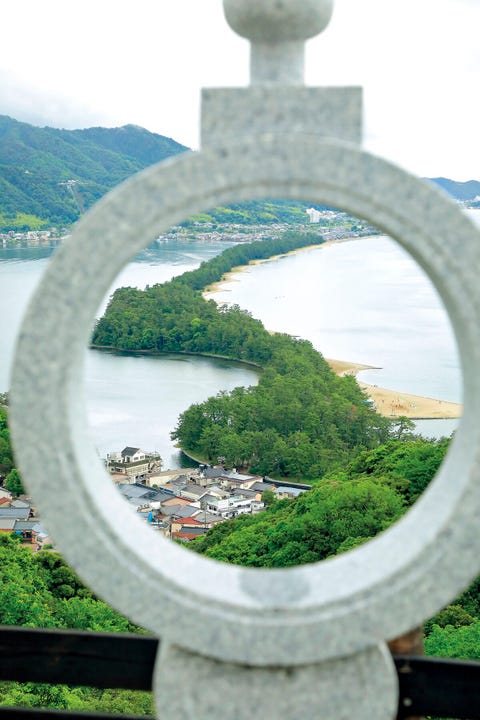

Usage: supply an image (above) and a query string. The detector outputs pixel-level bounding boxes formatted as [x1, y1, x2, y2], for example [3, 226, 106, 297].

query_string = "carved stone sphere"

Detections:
[223, 0, 334, 43]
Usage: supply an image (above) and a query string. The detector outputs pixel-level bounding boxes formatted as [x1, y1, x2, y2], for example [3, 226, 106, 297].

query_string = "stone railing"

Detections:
[9, 2, 480, 718]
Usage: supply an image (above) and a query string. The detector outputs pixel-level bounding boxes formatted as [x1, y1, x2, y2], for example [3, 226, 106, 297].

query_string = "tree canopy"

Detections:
[189, 438, 449, 567]
[93, 232, 396, 478]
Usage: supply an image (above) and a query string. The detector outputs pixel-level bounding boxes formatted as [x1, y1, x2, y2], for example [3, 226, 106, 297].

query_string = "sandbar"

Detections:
[203, 238, 462, 421]
[326, 358, 462, 420]
[202, 238, 342, 300]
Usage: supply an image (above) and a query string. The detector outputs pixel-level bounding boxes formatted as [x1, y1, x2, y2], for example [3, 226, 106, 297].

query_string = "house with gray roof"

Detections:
[0, 517, 16, 531]
[232, 488, 257, 499]
[158, 505, 197, 520]
[191, 510, 224, 528]
[11, 499, 30, 509]
[121, 447, 145, 462]
[178, 485, 210, 502]
[117, 483, 175, 511]
[0, 506, 31, 520]
[249, 481, 276, 494]
[274, 486, 308, 499]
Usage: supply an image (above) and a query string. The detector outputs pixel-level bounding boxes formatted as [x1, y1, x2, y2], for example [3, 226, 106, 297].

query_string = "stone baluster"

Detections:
[223, 0, 333, 85]
[9, 2, 480, 719]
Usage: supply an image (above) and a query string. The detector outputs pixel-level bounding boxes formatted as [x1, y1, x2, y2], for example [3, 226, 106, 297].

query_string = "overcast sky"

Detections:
[1, 0, 479, 180]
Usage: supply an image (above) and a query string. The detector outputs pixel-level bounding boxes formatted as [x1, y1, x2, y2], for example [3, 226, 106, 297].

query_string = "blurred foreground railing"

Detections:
[0, 626, 480, 720]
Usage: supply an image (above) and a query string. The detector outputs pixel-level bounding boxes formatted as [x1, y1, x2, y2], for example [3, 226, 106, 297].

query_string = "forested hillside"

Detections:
[1, 225, 479, 711]
[189, 437, 480, 662]
[0, 116, 187, 229]
[2, 115, 478, 232]
[191, 438, 449, 566]
[0, 116, 327, 231]
[93, 232, 403, 477]
[0, 535, 152, 714]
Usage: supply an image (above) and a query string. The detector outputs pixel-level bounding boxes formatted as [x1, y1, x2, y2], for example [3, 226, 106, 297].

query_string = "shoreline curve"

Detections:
[202, 237, 462, 421]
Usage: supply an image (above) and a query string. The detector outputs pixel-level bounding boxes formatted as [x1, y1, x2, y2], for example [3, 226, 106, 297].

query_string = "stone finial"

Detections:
[223, 0, 334, 85]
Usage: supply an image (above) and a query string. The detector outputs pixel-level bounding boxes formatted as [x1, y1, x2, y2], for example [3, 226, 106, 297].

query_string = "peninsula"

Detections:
[93, 230, 461, 481]
[201, 237, 462, 422]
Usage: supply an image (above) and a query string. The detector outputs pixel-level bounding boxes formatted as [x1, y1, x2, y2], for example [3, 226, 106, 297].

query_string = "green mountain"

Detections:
[0, 115, 188, 228]
[428, 177, 480, 201]
[1, 115, 478, 231]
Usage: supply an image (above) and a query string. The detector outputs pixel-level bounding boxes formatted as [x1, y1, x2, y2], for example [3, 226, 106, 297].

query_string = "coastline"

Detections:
[326, 357, 462, 420]
[89, 345, 264, 370]
[202, 237, 463, 421]
[202, 237, 349, 300]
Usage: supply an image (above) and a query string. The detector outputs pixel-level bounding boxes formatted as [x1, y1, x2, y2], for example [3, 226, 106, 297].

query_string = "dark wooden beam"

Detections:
[0, 709, 153, 720]
[0, 626, 157, 690]
[395, 654, 480, 719]
[2, 627, 480, 719]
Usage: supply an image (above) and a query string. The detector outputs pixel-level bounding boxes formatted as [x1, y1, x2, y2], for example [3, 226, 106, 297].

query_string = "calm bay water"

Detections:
[0, 239, 259, 468]
[1, 208, 478, 467]
[209, 236, 461, 401]
[86, 350, 259, 468]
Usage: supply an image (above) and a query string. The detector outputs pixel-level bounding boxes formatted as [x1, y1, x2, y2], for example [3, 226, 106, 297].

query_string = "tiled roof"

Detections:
[11, 499, 30, 508]
[121, 446, 141, 456]
[159, 505, 196, 518]
[172, 527, 209, 540]
[222, 470, 256, 481]
[203, 467, 225, 478]
[117, 484, 153, 499]
[274, 486, 307, 497]
[181, 485, 209, 497]
[192, 510, 223, 524]
[13, 520, 40, 531]
[176, 517, 203, 526]
[233, 488, 257, 498]
[0, 517, 16, 530]
[250, 482, 275, 492]
[0, 507, 30, 519]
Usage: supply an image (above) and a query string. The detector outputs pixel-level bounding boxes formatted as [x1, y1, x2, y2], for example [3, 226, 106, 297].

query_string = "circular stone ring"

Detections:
[10, 135, 480, 666]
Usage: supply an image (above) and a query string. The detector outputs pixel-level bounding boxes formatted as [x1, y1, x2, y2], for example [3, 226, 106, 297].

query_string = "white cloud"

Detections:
[0, 0, 478, 178]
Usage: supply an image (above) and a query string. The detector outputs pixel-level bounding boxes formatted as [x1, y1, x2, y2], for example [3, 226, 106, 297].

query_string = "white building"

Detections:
[306, 207, 322, 223]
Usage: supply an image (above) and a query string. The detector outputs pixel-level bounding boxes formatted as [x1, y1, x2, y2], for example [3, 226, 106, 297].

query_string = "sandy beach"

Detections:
[202, 240, 334, 300]
[203, 237, 463, 421]
[326, 358, 462, 419]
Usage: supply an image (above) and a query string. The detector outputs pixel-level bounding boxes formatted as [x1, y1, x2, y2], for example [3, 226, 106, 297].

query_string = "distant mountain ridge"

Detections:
[0, 115, 478, 230]
[427, 177, 480, 202]
[0, 115, 188, 228]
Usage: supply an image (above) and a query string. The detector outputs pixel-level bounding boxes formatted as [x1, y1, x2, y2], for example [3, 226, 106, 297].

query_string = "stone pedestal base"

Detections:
[154, 642, 398, 720]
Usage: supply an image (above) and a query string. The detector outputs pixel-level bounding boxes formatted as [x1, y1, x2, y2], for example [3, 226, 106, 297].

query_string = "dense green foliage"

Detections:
[181, 199, 329, 227]
[187, 433, 480, 664]
[172, 343, 392, 478]
[346, 437, 450, 504]
[0, 683, 152, 715]
[0, 405, 14, 474]
[0, 406, 24, 494]
[0, 116, 331, 231]
[5, 468, 24, 496]
[192, 477, 405, 567]
[1, 114, 475, 230]
[92, 231, 325, 356]
[0, 116, 187, 229]
[189, 438, 449, 566]
[93, 232, 395, 477]
[0, 534, 152, 713]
